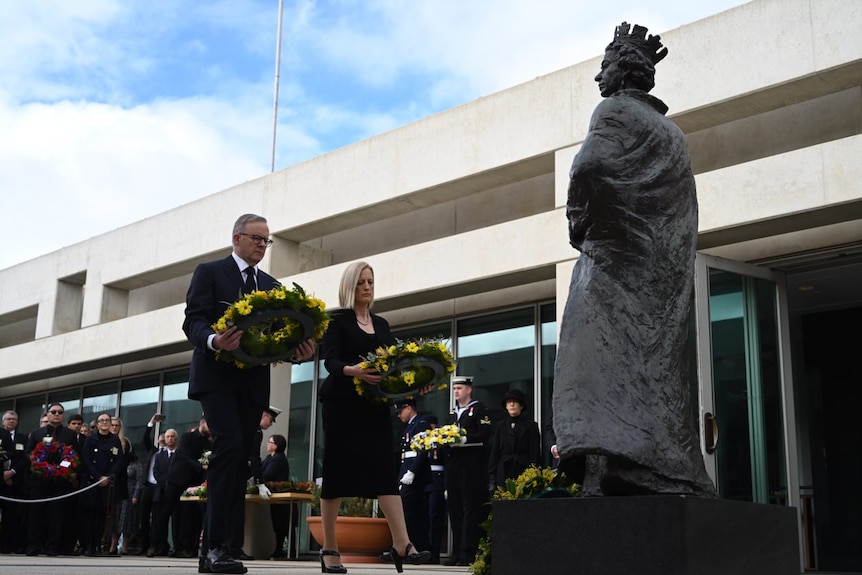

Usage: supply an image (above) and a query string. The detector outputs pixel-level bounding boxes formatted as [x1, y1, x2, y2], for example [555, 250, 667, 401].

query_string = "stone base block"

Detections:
[492, 495, 800, 575]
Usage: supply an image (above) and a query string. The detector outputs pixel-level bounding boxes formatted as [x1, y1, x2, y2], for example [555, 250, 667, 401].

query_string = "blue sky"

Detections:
[0, 0, 748, 270]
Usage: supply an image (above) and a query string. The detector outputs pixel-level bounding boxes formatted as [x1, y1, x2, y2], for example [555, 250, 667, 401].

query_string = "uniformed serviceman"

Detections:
[444, 376, 491, 567]
[394, 398, 434, 556]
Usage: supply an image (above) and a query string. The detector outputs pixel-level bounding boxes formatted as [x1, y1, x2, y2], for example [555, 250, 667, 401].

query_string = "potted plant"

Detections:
[306, 486, 391, 562]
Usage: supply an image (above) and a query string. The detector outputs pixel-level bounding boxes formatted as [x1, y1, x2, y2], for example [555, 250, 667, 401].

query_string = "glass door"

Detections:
[694, 254, 799, 510]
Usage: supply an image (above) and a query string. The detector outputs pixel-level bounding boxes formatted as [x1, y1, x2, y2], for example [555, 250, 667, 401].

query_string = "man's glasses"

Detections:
[48, 410, 64, 415]
[238, 233, 274, 247]
[97, 418, 111, 423]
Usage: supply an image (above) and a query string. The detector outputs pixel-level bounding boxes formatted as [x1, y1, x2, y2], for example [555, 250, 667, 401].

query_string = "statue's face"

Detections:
[595, 49, 624, 97]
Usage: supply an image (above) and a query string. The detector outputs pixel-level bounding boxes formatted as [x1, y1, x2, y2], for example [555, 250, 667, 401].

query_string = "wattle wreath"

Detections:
[30, 440, 80, 481]
[212, 282, 330, 368]
[353, 337, 456, 404]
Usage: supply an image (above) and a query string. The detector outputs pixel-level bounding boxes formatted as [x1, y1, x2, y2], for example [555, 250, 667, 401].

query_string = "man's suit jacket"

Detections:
[183, 255, 280, 408]
[3, 427, 29, 489]
[165, 430, 210, 489]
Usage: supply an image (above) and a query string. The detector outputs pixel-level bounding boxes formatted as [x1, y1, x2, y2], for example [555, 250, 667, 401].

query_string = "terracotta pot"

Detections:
[306, 516, 392, 563]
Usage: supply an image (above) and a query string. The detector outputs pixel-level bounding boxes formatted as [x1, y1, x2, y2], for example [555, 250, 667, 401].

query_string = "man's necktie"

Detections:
[243, 267, 256, 294]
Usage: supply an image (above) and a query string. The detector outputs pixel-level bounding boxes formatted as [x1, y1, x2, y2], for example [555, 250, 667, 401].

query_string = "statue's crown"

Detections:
[613, 21, 668, 64]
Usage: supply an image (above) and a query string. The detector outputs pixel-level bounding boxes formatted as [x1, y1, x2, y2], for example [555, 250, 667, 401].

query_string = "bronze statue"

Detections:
[552, 22, 715, 496]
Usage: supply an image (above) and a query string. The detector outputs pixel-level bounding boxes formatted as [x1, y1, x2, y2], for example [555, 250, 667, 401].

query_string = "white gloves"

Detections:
[257, 483, 272, 499]
[400, 471, 415, 485]
[460, 435, 468, 445]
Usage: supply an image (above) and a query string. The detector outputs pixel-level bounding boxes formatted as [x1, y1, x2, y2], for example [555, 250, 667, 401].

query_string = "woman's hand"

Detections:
[350, 363, 381, 385]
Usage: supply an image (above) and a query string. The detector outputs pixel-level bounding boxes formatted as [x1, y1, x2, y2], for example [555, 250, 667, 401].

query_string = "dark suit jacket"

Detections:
[261, 453, 291, 483]
[165, 430, 210, 489]
[183, 255, 280, 408]
[151, 449, 171, 502]
[2, 427, 28, 489]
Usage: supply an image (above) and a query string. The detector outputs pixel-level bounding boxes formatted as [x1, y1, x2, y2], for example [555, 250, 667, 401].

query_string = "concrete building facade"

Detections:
[1, 0, 861, 570]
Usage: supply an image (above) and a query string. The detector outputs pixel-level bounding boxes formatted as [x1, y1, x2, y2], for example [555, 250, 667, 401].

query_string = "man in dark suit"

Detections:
[137, 414, 166, 555]
[20, 403, 80, 557]
[148, 423, 207, 558]
[394, 399, 433, 556]
[1, 410, 27, 554]
[183, 213, 315, 575]
[444, 376, 491, 567]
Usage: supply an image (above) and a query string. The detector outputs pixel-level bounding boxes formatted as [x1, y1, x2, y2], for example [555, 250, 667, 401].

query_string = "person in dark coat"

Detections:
[488, 389, 540, 491]
[136, 415, 165, 555]
[21, 403, 80, 557]
[422, 415, 446, 565]
[1, 410, 28, 554]
[444, 376, 492, 567]
[318, 261, 430, 572]
[80, 413, 125, 556]
[148, 422, 209, 558]
[394, 399, 434, 557]
[261, 433, 293, 559]
[182, 213, 315, 575]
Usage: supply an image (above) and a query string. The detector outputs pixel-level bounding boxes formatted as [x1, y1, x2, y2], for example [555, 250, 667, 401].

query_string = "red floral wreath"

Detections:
[30, 440, 80, 480]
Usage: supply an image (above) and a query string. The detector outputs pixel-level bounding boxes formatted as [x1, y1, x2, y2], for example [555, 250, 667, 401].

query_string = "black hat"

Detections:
[264, 406, 282, 421]
[451, 375, 473, 386]
[393, 398, 417, 413]
[501, 389, 527, 409]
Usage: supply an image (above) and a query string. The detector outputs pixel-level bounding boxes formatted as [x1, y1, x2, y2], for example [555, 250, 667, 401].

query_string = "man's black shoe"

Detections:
[442, 557, 460, 566]
[230, 549, 254, 561]
[200, 547, 247, 574]
[25, 548, 39, 557]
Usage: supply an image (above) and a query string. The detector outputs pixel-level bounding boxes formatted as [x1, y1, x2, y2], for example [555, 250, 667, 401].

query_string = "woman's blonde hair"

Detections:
[339, 261, 374, 310]
[111, 416, 131, 453]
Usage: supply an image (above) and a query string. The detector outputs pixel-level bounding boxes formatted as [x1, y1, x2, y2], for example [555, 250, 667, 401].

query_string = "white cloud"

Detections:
[0, 0, 749, 270]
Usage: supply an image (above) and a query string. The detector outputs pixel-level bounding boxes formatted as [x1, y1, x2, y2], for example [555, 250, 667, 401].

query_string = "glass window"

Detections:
[120, 374, 161, 452]
[312, 359, 328, 483]
[82, 381, 119, 425]
[287, 360, 315, 482]
[539, 303, 556, 466]
[456, 308, 535, 428]
[48, 388, 82, 425]
[162, 369, 200, 435]
[16, 394, 49, 434]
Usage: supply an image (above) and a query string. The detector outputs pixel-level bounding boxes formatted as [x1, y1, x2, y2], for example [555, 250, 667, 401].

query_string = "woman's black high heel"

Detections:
[389, 543, 431, 573]
[319, 549, 348, 574]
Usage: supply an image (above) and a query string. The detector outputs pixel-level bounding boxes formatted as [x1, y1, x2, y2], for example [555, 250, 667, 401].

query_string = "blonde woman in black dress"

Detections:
[318, 261, 431, 573]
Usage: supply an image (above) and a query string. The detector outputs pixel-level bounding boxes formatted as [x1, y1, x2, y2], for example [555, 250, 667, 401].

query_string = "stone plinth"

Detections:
[492, 495, 800, 575]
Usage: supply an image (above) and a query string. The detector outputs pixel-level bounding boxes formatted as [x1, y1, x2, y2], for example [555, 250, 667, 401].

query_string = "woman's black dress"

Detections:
[319, 308, 398, 499]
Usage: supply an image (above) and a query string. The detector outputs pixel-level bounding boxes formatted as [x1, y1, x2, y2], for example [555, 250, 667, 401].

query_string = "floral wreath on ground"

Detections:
[30, 440, 81, 481]
[471, 466, 580, 575]
[212, 282, 330, 369]
[410, 424, 466, 452]
[353, 337, 456, 404]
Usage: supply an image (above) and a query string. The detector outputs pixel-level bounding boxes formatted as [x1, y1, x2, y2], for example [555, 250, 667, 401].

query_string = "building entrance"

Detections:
[784, 253, 862, 573]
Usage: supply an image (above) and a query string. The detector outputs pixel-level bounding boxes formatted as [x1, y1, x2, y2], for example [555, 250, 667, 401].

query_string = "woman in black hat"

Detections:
[488, 389, 540, 491]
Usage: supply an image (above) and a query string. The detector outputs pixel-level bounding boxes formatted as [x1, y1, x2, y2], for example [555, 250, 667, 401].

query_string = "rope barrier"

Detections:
[0, 479, 105, 503]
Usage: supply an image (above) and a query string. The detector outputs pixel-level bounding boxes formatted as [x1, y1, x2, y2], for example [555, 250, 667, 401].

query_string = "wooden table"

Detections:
[180, 491, 314, 558]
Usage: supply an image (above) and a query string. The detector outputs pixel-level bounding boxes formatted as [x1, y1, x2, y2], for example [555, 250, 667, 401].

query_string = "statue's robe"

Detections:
[553, 88, 715, 496]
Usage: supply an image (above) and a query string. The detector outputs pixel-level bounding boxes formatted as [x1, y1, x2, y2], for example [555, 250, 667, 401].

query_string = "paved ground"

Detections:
[0, 555, 469, 575]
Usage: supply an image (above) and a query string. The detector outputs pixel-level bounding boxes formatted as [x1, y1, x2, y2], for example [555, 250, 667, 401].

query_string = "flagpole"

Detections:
[270, 0, 285, 173]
